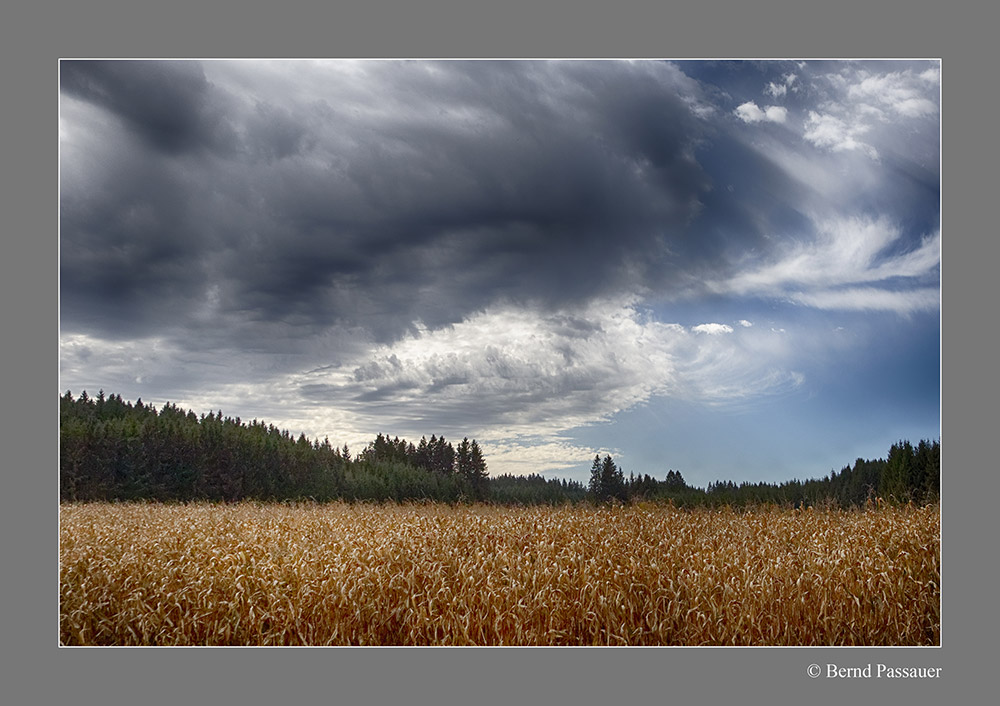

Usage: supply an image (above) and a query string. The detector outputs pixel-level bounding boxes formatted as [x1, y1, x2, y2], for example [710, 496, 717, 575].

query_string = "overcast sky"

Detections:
[59, 59, 940, 487]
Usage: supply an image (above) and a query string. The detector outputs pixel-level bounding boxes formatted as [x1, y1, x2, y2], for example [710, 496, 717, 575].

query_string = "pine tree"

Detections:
[600, 454, 627, 503]
[415, 436, 430, 471]
[883, 441, 915, 503]
[588, 454, 627, 503]
[468, 440, 489, 500]
[588, 454, 603, 499]
[456, 437, 472, 479]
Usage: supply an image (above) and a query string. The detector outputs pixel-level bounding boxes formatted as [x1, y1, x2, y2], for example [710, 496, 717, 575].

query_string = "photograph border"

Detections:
[8, 0, 988, 703]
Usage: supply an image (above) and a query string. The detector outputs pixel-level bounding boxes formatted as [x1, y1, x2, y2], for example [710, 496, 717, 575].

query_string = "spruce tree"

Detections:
[600, 454, 627, 502]
[468, 440, 489, 500]
[456, 437, 473, 479]
[588, 454, 603, 499]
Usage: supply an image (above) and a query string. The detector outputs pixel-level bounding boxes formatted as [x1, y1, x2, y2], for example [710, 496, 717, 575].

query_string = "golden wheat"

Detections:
[59, 501, 940, 646]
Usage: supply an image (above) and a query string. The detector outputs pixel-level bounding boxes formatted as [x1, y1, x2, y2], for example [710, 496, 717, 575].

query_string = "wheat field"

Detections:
[59, 501, 940, 646]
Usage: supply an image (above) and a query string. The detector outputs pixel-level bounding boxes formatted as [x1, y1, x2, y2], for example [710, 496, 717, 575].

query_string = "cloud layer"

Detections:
[61, 60, 717, 349]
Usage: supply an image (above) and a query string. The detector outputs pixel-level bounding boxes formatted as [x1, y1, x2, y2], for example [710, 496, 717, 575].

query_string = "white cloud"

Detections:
[919, 67, 941, 84]
[735, 102, 787, 124]
[692, 323, 734, 335]
[712, 215, 940, 315]
[764, 82, 786, 98]
[738, 319, 753, 328]
[735, 102, 765, 123]
[763, 72, 797, 99]
[480, 439, 613, 477]
[801, 64, 938, 160]
[765, 106, 788, 123]
[803, 111, 878, 159]
[308, 298, 681, 438]
[869, 230, 941, 281]
[276, 298, 807, 460]
[789, 287, 940, 314]
[847, 70, 938, 118]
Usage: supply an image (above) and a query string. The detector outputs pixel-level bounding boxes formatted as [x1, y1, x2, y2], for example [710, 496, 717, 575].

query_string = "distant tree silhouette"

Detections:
[589, 454, 627, 503]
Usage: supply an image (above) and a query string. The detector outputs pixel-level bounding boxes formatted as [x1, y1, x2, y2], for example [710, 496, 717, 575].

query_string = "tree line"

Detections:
[60, 390, 487, 503]
[586, 440, 939, 508]
[60, 390, 939, 507]
[358, 432, 488, 496]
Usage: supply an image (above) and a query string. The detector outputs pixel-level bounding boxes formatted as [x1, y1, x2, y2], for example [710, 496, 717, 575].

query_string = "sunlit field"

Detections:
[60, 501, 939, 646]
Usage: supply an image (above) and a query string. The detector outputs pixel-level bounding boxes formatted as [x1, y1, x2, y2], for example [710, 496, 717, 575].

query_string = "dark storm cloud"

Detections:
[60, 60, 237, 155]
[60, 60, 720, 348]
[59, 137, 212, 338]
[61, 59, 939, 359]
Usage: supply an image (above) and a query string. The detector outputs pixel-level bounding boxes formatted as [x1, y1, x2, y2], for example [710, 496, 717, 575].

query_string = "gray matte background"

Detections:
[5, 0, 991, 703]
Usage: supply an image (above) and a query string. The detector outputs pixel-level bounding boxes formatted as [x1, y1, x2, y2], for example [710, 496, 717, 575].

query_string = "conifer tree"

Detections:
[456, 437, 472, 479]
[468, 439, 489, 499]
[600, 454, 627, 502]
[588, 454, 602, 499]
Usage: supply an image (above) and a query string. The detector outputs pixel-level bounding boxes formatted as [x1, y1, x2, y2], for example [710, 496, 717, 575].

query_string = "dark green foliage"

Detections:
[883, 439, 940, 505]
[59, 391, 481, 504]
[587, 455, 601, 498]
[342, 460, 471, 503]
[686, 440, 939, 509]
[589, 454, 628, 503]
[468, 440, 489, 500]
[456, 437, 490, 500]
[915, 439, 941, 503]
[604, 441, 939, 509]
[488, 474, 588, 505]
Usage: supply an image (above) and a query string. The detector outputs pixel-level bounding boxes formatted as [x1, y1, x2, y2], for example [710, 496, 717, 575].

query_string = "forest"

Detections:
[59, 390, 939, 507]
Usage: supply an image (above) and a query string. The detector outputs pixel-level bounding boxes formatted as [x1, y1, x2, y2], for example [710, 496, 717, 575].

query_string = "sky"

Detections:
[58, 59, 941, 488]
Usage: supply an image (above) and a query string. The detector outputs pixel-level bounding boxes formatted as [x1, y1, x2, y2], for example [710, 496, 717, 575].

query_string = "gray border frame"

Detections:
[9, 0, 990, 703]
